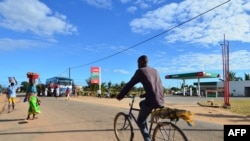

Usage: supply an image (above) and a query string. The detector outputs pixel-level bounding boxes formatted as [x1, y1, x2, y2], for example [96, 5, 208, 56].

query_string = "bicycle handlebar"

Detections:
[126, 95, 140, 112]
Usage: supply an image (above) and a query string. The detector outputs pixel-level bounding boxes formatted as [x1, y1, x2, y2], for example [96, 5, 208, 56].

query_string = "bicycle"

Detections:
[114, 95, 191, 141]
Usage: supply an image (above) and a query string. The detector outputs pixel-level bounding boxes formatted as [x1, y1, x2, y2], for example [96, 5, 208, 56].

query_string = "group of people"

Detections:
[43, 83, 71, 100]
[45, 83, 60, 98]
[43, 86, 71, 100]
[6, 76, 41, 120]
[6, 55, 163, 141]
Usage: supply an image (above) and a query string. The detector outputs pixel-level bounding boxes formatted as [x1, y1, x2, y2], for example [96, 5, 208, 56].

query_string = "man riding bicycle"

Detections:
[117, 55, 165, 141]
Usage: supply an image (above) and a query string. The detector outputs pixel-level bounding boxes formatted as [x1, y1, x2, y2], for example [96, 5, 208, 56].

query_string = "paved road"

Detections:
[0, 94, 228, 141]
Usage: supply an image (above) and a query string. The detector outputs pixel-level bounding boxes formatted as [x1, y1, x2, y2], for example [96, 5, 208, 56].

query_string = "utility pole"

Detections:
[221, 34, 230, 107]
[69, 67, 71, 78]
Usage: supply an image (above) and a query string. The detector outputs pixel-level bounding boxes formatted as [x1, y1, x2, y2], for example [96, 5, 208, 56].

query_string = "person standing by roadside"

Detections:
[44, 86, 48, 97]
[7, 77, 18, 113]
[97, 89, 101, 98]
[55, 83, 60, 98]
[65, 87, 70, 100]
[49, 81, 54, 97]
[73, 87, 77, 97]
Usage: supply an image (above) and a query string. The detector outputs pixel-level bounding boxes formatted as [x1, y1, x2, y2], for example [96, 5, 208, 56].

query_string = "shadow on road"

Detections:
[0, 128, 115, 135]
[0, 118, 25, 122]
[196, 113, 247, 118]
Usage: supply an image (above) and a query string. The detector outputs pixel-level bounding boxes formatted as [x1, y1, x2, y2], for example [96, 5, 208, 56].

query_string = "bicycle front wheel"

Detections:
[114, 112, 133, 141]
[152, 122, 188, 141]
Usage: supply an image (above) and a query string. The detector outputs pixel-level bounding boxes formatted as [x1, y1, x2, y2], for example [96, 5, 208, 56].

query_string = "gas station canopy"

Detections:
[165, 71, 220, 96]
[165, 71, 220, 80]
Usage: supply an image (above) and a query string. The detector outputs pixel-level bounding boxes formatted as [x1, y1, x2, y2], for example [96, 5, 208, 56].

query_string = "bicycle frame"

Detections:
[114, 95, 189, 141]
[126, 95, 157, 137]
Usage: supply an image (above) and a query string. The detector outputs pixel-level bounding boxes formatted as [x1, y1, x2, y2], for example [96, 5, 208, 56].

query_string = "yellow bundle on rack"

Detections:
[151, 107, 195, 127]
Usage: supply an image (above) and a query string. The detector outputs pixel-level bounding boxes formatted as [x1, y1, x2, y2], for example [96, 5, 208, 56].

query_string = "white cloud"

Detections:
[136, 1, 150, 9]
[84, 0, 112, 9]
[114, 69, 130, 74]
[123, 0, 166, 13]
[0, 0, 77, 38]
[127, 6, 137, 13]
[154, 49, 250, 74]
[120, 0, 131, 4]
[229, 50, 250, 70]
[0, 38, 46, 50]
[130, 0, 250, 45]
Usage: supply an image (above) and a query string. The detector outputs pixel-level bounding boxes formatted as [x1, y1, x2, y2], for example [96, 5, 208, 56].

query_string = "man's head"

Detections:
[10, 83, 14, 86]
[137, 55, 148, 68]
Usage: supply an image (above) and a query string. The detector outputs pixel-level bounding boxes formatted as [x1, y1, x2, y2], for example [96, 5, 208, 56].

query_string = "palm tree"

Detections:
[112, 83, 121, 95]
[101, 82, 107, 93]
[228, 71, 244, 81]
[228, 71, 236, 81]
[245, 73, 250, 80]
[107, 81, 112, 96]
[108, 81, 112, 89]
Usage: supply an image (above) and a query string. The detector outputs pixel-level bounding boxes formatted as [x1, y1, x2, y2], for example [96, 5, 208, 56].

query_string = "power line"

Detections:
[70, 0, 230, 70]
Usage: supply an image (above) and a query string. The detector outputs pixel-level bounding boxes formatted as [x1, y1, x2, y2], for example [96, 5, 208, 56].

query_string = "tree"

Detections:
[120, 81, 126, 88]
[112, 83, 121, 95]
[85, 77, 98, 93]
[20, 81, 29, 92]
[228, 71, 243, 81]
[170, 87, 179, 92]
[245, 73, 250, 80]
[101, 82, 107, 93]
[228, 71, 236, 81]
[107, 81, 112, 89]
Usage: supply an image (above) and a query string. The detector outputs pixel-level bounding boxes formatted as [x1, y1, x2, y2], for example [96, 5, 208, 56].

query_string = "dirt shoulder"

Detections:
[0, 94, 7, 114]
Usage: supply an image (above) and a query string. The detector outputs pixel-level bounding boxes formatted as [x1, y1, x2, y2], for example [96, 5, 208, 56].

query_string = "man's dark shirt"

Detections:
[118, 66, 164, 108]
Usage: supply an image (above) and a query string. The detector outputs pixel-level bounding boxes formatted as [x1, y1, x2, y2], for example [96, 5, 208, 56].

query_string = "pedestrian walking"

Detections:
[7, 77, 18, 113]
[26, 72, 41, 120]
[65, 87, 70, 100]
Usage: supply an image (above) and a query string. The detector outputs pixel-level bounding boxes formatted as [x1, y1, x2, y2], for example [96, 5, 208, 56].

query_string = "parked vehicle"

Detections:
[173, 91, 190, 96]
[45, 77, 74, 97]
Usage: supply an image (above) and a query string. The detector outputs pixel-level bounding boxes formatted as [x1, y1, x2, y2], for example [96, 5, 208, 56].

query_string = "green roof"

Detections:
[165, 72, 220, 79]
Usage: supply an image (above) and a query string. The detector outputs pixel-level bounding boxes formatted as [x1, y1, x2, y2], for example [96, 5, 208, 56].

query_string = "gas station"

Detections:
[165, 71, 220, 96]
[165, 35, 231, 107]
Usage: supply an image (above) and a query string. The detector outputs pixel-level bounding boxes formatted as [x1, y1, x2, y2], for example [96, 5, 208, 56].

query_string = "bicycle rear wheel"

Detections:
[114, 112, 133, 141]
[152, 122, 188, 141]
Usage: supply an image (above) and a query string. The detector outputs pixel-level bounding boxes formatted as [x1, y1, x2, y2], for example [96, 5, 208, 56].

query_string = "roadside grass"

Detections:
[199, 99, 250, 116]
[229, 100, 250, 116]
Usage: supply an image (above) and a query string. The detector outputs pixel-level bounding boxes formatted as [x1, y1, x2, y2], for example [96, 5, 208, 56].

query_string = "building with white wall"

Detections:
[217, 81, 250, 97]
[194, 81, 250, 97]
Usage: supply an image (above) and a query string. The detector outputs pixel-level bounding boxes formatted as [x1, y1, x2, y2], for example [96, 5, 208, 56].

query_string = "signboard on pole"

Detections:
[90, 67, 100, 84]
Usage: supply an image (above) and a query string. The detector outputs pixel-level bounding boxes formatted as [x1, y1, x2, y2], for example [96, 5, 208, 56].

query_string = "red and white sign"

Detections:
[91, 67, 100, 84]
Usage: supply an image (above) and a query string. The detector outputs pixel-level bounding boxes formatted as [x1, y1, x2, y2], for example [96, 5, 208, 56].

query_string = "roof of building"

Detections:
[165, 71, 220, 80]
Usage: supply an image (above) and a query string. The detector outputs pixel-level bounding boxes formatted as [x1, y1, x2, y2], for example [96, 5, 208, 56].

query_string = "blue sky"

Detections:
[0, 0, 250, 88]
